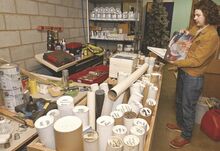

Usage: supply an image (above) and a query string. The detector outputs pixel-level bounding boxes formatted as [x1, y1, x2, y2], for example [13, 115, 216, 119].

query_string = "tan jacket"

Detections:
[173, 25, 219, 77]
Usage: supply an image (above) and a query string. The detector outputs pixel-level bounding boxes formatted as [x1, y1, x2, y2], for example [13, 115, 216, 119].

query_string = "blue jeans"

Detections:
[176, 69, 203, 140]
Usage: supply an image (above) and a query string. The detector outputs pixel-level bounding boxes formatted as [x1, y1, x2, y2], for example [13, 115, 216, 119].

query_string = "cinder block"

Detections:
[0, 0, 16, 13]
[0, 31, 20, 48]
[39, 3, 55, 16]
[33, 42, 47, 54]
[56, 6, 68, 17]
[49, 17, 64, 26]
[41, 32, 47, 42]
[5, 14, 30, 30]
[30, 16, 49, 29]
[69, 28, 80, 38]
[63, 0, 73, 7]
[68, 8, 75, 18]
[48, 0, 61, 4]
[10, 45, 34, 61]
[59, 28, 70, 39]
[16, 0, 38, 15]
[20, 30, 42, 44]
[0, 15, 5, 30]
[63, 18, 74, 28]
[0, 48, 11, 62]
[25, 58, 42, 71]
[74, 19, 83, 28]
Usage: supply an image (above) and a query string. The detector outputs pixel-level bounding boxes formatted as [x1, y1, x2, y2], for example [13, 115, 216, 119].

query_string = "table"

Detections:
[35, 53, 94, 72]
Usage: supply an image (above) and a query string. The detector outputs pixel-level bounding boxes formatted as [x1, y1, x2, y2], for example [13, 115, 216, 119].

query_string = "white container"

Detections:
[195, 101, 209, 124]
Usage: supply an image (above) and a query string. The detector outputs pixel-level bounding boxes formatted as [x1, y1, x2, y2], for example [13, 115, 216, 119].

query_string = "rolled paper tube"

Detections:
[112, 125, 127, 139]
[73, 105, 89, 130]
[147, 85, 158, 100]
[83, 129, 99, 151]
[110, 110, 124, 125]
[139, 108, 152, 126]
[142, 82, 153, 104]
[128, 92, 143, 104]
[106, 136, 123, 151]
[129, 82, 144, 96]
[149, 57, 156, 66]
[144, 98, 157, 112]
[150, 73, 161, 86]
[116, 104, 132, 114]
[147, 65, 154, 74]
[112, 93, 125, 111]
[95, 89, 105, 119]
[90, 83, 99, 92]
[100, 83, 113, 116]
[111, 72, 130, 111]
[145, 57, 150, 64]
[87, 91, 96, 129]
[99, 82, 109, 94]
[143, 74, 151, 82]
[123, 111, 137, 132]
[96, 116, 115, 151]
[139, 55, 145, 65]
[153, 64, 160, 72]
[130, 126, 146, 151]
[56, 96, 74, 117]
[34, 115, 55, 149]
[128, 100, 143, 115]
[133, 118, 149, 134]
[108, 63, 148, 101]
[46, 109, 60, 122]
[123, 135, 140, 151]
[54, 116, 83, 151]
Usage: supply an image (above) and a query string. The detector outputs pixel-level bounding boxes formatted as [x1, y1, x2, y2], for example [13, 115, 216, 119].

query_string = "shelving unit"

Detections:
[87, 0, 142, 52]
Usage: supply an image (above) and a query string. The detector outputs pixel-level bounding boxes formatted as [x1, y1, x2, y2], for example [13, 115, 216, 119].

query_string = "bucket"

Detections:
[0, 64, 23, 111]
[195, 101, 209, 124]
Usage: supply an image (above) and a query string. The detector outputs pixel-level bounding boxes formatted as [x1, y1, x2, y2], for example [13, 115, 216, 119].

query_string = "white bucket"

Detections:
[0, 64, 23, 111]
[195, 101, 209, 124]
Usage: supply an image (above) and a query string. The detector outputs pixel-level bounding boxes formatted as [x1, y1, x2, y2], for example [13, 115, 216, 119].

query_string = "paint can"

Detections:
[0, 64, 23, 111]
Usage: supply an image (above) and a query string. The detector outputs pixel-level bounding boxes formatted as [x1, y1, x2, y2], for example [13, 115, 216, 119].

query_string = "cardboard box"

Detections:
[109, 53, 138, 78]
[202, 59, 220, 99]
[118, 23, 129, 34]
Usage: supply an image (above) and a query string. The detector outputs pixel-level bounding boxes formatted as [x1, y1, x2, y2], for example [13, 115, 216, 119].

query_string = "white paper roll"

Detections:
[116, 104, 132, 114]
[123, 135, 140, 151]
[90, 83, 99, 92]
[34, 115, 55, 149]
[130, 126, 145, 151]
[149, 57, 156, 66]
[96, 116, 115, 151]
[100, 83, 113, 116]
[83, 129, 99, 151]
[110, 110, 123, 125]
[73, 105, 89, 130]
[108, 63, 148, 101]
[147, 85, 158, 100]
[111, 72, 129, 111]
[139, 108, 152, 126]
[147, 65, 154, 74]
[46, 109, 60, 122]
[106, 136, 123, 151]
[128, 101, 143, 115]
[133, 118, 149, 133]
[57, 96, 74, 117]
[128, 92, 143, 104]
[112, 125, 127, 139]
[123, 111, 137, 132]
[54, 116, 83, 151]
[87, 91, 96, 129]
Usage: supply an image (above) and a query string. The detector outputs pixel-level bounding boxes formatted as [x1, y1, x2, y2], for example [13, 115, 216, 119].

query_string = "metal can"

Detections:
[0, 64, 23, 111]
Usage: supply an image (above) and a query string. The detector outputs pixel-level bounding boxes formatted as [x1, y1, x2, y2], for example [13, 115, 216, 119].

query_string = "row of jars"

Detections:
[90, 7, 138, 20]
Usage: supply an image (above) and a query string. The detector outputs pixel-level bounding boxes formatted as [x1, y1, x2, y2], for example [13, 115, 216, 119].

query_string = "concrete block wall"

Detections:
[0, 0, 88, 71]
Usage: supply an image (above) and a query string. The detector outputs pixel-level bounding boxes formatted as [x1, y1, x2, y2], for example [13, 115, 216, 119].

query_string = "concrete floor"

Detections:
[151, 64, 220, 151]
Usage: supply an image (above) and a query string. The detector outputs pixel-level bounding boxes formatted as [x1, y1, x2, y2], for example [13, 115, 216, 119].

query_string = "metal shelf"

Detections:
[90, 18, 139, 22]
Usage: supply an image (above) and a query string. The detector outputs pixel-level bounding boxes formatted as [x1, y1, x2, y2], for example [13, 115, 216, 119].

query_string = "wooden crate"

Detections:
[27, 138, 55, 151]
